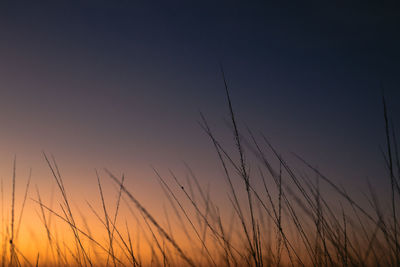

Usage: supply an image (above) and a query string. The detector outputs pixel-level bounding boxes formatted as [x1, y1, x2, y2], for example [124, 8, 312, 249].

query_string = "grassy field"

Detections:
[1, 81, 399, 267]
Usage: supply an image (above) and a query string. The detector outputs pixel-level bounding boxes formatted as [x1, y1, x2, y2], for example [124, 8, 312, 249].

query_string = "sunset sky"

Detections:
[0, 1, 400, 263]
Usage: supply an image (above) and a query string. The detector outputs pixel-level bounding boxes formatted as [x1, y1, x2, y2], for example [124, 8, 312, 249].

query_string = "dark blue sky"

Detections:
[0, 1, 399, 194]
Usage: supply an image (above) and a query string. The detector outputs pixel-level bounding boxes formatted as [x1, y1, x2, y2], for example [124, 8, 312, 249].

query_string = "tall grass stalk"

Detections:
[0, 79, 398, 267]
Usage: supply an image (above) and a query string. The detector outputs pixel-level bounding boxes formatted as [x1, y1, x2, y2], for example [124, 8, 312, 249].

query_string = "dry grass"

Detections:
[0, 80, 399, 266]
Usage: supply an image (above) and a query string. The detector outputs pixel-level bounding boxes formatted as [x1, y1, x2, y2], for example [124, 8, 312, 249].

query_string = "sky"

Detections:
[0, 0, 400, 260]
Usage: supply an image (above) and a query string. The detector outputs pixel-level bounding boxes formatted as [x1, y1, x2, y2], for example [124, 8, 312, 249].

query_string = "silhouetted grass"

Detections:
[0, 78, 399, 266]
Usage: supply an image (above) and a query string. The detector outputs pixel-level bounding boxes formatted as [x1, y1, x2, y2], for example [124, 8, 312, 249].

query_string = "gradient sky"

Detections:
[0, 1, 400, 242]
